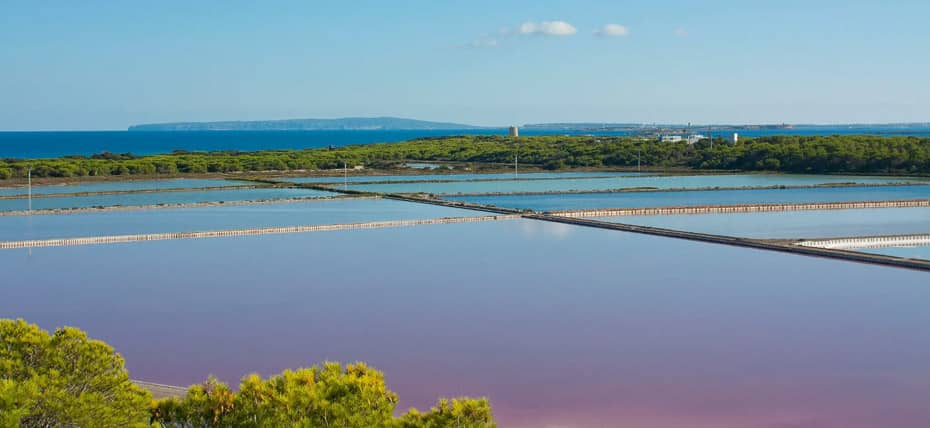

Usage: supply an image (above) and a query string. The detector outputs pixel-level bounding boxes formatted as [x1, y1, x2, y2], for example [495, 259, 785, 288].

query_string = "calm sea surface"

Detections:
[447, 185, 930, 211]
[3, 126, 930, 158]
[345, 174, 918, 194]
[602, 207, 930, 239]
[0, 188, 336, 212]
[0, 130, 501, 158]
[2, 220, 929, 427]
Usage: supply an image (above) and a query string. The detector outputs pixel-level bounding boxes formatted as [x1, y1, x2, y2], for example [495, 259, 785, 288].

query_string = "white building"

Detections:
[687, 134, 708, 144]
[730, 133, 739, 143]
[660, 135, 683, 143]
[508, 126, 519, 137]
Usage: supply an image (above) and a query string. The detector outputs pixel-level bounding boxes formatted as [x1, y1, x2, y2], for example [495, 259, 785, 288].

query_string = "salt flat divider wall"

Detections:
[0, 215, 521, 249]
[550, 199, 930, 218]
[131, 381, 188, 399]
[795, 234, 930, 250]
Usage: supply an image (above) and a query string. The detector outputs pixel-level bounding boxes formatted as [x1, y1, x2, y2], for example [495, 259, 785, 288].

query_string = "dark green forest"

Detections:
[2, 135, 929, 180]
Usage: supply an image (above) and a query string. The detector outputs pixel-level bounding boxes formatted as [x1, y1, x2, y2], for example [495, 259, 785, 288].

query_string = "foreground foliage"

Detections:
[152, 366, 494, 428]
[0, 319, 152, 427]
[2, 134, 929, 180]
[0, 319, 495, 428]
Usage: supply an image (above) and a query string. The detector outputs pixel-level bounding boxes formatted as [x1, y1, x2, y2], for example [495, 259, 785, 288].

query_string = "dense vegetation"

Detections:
[2, 134, 929, 180]
[0, 319, 152, 427]
[0, 319, 495, 428]
[151, 364, 494, 428]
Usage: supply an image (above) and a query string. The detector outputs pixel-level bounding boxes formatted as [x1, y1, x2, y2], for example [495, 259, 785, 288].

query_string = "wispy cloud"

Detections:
[674, 27, 688, 37]
[466, 38, 499, 48]
[456, 34, 500, 49]
[518, 21, 577, 36]
[460, 20, 577, 48]
[595, 24, 630, 37]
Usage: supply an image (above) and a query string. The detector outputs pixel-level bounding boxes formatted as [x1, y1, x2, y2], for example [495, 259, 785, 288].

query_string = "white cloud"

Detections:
[518, 21, 577, 36]
[595, 24, 630, 37]
[674, 27, 688, 37]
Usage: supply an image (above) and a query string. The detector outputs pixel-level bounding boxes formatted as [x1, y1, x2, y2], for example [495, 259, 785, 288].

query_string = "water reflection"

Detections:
[517, 219, 575, 240]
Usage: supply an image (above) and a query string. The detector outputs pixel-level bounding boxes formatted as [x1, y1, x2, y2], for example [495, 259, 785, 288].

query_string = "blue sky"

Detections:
[2, 0, 929, 130]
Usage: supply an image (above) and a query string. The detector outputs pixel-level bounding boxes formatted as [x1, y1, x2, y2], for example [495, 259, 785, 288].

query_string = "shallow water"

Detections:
[2, 219, 929, 428]
[0, 188, 336, 212]
[281, 170, 646, 184]
[600, 207, 930, 239]
[0, 198, 479, 241]
[859, 245, 930, 261]
[344, 174, 919, 194]
[446, 185, 930, 211]
[0, 178, 249, 197]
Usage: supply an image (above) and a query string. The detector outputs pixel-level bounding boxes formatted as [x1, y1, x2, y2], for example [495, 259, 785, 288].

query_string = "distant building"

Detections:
[508, 126, 519, 137]
[730, 133, 739, 144]
[660, 135, 683, 143]
[687, 134, 707, 144]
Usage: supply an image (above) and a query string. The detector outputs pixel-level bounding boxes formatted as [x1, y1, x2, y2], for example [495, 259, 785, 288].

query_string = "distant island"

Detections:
[129, 116, 485, 131]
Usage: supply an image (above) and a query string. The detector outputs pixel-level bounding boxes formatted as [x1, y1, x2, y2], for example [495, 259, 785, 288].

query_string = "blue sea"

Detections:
[2, 125, 930, 159]
[0, 130, 497, 159]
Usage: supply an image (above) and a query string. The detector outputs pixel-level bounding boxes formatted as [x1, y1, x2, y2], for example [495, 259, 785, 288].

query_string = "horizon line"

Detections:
[3, 121, 930, 133]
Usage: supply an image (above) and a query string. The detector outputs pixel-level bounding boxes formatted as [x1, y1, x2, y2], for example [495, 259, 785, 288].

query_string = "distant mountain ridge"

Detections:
[129, 117, 484, 131]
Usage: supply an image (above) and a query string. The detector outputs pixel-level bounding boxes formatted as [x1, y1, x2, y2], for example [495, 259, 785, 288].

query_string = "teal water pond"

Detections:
[0, 198, 479, 241]
[0, 178, 250, 197]
[0, 188, 336, 212]
[281, 171, 647, 184]
[446, 185, 930, 211]
[600, 206, 930, 239]
[346, 174, 919, 194]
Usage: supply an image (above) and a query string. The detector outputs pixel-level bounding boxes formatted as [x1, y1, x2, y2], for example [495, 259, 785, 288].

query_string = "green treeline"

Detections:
[2, 134, 929, 180]
[0, 319, 495, 428]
